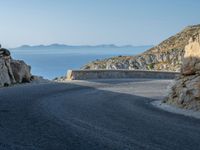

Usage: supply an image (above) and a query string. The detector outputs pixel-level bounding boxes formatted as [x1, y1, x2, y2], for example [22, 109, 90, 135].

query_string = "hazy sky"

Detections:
[0, 0, 199, 47]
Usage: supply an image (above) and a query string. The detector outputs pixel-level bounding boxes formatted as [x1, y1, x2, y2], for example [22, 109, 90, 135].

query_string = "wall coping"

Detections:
[67, 69, 180, 80]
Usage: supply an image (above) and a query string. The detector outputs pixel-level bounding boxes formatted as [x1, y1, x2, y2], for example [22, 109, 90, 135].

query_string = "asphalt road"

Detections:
[0, 79, 200, 150]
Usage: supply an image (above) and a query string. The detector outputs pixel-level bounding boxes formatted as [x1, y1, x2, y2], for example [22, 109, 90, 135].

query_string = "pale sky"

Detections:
[0, 0, 199, 48]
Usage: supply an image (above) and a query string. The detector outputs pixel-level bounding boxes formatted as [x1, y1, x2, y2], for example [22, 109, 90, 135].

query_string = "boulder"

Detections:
[10, 60, 32, 83]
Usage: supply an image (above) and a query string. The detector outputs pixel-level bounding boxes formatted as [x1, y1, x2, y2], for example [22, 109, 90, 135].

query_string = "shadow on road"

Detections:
[75, 78, 157, 84]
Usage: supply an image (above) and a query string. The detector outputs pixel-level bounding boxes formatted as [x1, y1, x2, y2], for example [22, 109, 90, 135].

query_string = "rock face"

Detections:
[165, 33, 200, 110]
[0, 48, 32, 87]
[181, 35, 200, 75]
[82, 24, 200, 72]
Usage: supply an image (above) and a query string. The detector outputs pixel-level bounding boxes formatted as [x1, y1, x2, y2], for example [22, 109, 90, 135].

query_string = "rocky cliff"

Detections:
[164, 33, 200, 110]
[0, 48, 32, 87]
[82, 24, 200, 72]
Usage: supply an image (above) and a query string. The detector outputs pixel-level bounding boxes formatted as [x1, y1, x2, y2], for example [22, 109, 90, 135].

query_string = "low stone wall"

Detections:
[66, 70, 180, 80]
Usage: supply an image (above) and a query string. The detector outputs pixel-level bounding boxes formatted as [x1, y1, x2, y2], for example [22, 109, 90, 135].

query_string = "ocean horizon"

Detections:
[10, 45, 151, 79]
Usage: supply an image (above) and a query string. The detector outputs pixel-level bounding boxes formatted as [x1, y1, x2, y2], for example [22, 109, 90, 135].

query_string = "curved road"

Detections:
[0, 79, 200, 150]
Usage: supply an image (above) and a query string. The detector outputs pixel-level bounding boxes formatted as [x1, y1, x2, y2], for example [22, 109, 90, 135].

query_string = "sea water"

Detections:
[10, 47, 149, 79]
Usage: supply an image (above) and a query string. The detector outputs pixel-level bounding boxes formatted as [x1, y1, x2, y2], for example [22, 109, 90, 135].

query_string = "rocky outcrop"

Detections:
[164, 33, 200, 110]
[0, 48, 32, 87]
[82, 24, 200, 72]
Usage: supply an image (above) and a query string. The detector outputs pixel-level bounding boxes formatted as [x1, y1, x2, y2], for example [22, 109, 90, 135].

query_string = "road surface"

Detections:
[0, 79, 200, 150]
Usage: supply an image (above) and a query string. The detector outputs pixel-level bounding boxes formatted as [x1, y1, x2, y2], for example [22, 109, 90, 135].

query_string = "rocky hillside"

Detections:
[165, 33, 200, 110]
[0, 47, 32, 87]
[82, 24, 200, 72]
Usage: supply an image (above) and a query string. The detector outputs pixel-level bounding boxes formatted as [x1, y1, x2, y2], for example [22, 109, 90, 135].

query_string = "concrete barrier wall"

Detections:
[67, 70, 180, 80]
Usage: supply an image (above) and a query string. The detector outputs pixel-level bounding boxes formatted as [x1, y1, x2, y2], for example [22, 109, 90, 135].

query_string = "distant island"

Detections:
[11, 44, 153, 51]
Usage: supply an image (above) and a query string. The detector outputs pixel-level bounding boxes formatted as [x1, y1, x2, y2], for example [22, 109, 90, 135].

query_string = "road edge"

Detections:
[151, 100, 200, 119]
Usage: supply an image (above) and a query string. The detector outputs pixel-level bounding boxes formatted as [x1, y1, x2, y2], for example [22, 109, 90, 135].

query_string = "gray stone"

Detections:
[11, 60, 32, 83]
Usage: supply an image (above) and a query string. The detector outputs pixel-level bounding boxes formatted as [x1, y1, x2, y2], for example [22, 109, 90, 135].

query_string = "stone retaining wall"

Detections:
[66, 70, 180, 80]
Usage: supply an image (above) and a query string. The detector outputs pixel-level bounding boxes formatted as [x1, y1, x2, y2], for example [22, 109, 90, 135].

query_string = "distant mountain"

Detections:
[11, 44, 153, 51]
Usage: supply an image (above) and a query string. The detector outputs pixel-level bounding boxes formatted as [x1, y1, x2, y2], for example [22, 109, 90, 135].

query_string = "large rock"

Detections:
[82, 24, 200, 72]
[165, 33, 200, 110]
[0, 48, 32, 87]
[10, 60, 31, 83]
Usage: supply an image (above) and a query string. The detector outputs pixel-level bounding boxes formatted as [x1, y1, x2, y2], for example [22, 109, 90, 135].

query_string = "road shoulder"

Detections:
[152, 100, 200, 119]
